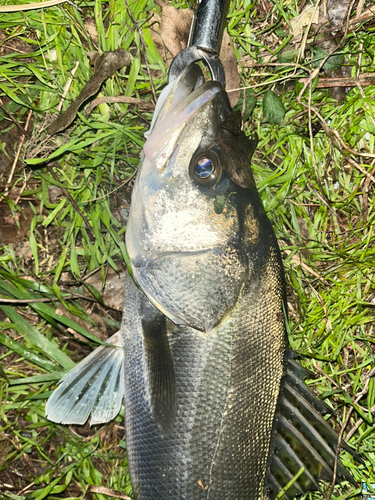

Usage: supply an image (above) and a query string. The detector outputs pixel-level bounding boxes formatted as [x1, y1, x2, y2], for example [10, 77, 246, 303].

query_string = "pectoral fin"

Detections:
[142, 305, 175, 433]
[265, 353, 360, 498]
[45, 331, 124, 425]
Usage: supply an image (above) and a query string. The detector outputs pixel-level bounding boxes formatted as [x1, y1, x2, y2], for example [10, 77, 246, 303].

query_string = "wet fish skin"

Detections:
[123, 66, 287, 499]
[45, 63, 358, 499]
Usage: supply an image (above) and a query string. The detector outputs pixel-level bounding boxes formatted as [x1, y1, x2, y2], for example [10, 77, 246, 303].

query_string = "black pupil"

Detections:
[195, 158, 213, 179]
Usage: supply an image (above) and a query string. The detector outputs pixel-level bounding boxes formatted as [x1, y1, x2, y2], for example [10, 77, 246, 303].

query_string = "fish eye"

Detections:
[190, 149, 222, 188]
[195, 158, 213, 179]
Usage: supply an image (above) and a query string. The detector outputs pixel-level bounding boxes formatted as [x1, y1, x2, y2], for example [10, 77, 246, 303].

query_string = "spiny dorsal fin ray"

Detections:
[264, 355, 359, 499]
[278, 415, 334, 481]
[274, 434, 322, 492]
[280, 389, 355, 482]
[271, 454, 305, 497]
[45, 332, 124, 425]
[283, 367, 334, 416]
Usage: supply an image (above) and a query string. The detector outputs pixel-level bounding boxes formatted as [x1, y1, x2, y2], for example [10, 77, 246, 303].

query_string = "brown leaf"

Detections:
[85, 268, 126, 311]
[0, 204, 34, 245]
[290, 5, 320, 40]
[159, 4, 193, 62]
[219, 32, 240, 107]
[47, 48, 131, 136]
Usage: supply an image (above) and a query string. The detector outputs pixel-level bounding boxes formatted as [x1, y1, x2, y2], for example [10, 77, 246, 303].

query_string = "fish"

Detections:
[46, 62, 359, 499]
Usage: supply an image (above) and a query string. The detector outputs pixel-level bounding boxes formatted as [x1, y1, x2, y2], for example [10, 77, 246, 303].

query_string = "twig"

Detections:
[86, 95, 154, 115]
[57, 61, 79, 113]
[346, 157, 375, 184]
[282, 247, 329, 285]
[88, 486, 133, 500]
[0, 99, 30, 138]
[123, 0, 157, 103]
[312, 360, 341, 389]
[14, 168, 33, 206]
[45, 162, 92, 229]
[345, 403, 375, 442]
[0, 0, 76, 11]
[299, 72, 375, 88]
[3, 110, 33, 199]
[332, 132, 375, 159]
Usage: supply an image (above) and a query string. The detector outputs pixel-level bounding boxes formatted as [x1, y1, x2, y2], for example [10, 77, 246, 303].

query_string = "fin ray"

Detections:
[142, 310, 175, 432]
[265, 356, 359, 499]
[46, 332, 124, 425]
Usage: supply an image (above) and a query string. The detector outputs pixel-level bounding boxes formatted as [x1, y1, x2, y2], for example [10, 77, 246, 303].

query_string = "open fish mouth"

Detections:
[142, 64, 229, 171]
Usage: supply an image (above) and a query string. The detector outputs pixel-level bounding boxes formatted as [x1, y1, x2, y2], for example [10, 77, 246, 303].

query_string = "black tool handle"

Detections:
[168, 0, 230, 84]
[191, 0, 231, 54]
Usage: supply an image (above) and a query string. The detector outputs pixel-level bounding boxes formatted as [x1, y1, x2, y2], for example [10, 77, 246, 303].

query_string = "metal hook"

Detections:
[168, 0, 230, 86]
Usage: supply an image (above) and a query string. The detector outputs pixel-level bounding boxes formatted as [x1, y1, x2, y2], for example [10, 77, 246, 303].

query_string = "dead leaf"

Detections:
[290, 5, 320, 39]
[83, 17, 98, 46]
[150, 3, 240, 107]
[85, 268, 126, 311]
[326, 0, 352, 27]
[47, 48, 131, 136]
[219, 32, 241, 106]
[158, 4, 193, 64]
[49, 185, 63, 203]
[86, 96, 154, 115]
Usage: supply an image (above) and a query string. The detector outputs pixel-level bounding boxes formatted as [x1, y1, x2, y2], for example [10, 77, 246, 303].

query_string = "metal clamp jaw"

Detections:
[168, 0, 230, 86]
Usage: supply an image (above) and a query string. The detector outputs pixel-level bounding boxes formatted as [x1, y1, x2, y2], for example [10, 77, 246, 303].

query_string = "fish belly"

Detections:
[122, 243, 286, 499]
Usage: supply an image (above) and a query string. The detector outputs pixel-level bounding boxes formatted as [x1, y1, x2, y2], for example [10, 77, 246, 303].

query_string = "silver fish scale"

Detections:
[203, 244, 286, 498]
[138, 249, 245, 332]
[122, 212, 286, 499]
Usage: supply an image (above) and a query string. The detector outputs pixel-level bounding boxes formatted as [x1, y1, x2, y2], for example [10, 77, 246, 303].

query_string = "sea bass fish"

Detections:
[46, 63, 357, 499]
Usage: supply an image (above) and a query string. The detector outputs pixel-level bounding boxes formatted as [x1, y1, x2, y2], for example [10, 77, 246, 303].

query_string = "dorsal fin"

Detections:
[142, 309, 175, 434]
[265, 353, 360, 498]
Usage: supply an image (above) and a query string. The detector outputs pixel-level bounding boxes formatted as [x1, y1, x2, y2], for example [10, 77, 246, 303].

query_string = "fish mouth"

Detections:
[143, 64, 226, 169]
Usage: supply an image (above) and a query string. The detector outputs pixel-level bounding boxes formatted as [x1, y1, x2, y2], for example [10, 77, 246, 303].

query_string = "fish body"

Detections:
[122, 65, 286, 498]
[46, 64, 357, 499]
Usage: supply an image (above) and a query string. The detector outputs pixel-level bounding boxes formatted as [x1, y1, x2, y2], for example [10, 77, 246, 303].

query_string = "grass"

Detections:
[0, 0, 374, 498]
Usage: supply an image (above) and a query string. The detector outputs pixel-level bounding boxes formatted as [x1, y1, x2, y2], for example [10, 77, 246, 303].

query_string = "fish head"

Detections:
[126, 64, 258, 333]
